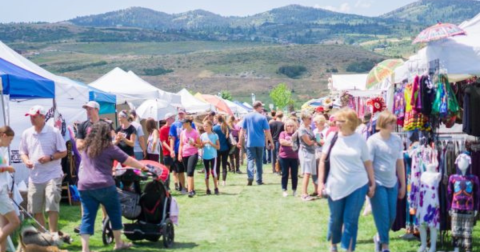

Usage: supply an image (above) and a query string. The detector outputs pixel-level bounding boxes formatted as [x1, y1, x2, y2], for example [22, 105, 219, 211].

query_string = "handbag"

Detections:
[275, 160, 281, 173]
[323, 132, 339, 184]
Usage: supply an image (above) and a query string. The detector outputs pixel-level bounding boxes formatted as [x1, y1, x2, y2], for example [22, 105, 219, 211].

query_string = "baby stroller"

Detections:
[102, 160, 174, 248]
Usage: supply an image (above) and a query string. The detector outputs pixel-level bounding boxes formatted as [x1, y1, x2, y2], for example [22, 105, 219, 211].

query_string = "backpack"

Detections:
[291, 130, 300, 152]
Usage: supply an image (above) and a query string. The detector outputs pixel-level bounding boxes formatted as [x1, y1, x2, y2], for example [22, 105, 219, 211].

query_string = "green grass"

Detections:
[43, 164, 480, 252]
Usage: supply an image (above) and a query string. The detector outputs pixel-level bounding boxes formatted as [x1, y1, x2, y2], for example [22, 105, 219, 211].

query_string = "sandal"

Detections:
[114, 242, 133, 250]
[302, 195, 314, 201]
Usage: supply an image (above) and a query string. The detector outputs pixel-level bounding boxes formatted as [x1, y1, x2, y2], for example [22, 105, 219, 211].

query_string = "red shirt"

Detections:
[159, 125, 171, 156]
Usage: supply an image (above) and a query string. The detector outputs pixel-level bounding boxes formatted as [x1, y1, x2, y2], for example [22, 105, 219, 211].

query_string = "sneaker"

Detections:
[292, 190, 297, 197]
[188, 191, 194, 198]
[73, 226, 80, 234]
[301, 195, 314, 201]
[257, 182, 264, 185]
[283, 191, 288, 197]
[175, 183, 179, 191]
[214, 188, 219, 195]
[193, 190, 197, 195]
[206, 189, 212, 195]
[373, 235, 381, 252]
[236, 170, 242, 174]
[247, 179, 253, 186]
[181, 189, 187, 195]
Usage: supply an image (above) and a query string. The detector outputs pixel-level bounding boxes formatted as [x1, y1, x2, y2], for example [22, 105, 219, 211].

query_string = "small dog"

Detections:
[17, 226, 72, 252]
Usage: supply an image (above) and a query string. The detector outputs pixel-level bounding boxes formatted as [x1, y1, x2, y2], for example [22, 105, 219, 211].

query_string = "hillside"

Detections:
[67, 5, 415, 45]
[12, 41, 385, 102]
[382, 0, 480, 25]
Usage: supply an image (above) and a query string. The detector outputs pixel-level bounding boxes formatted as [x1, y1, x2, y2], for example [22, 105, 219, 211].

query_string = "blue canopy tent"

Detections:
[0, 58, 55, 99]
[89, 86, 116, 115]
[233, 101, 253, 112]
[74, 81, 116, 115]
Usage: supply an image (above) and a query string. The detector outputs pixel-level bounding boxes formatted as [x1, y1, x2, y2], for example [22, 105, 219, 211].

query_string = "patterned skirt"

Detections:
[451, 211, 474, 249]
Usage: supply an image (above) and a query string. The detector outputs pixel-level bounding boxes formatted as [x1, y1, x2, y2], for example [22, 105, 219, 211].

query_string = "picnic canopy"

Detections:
[177, 88, 214, 113]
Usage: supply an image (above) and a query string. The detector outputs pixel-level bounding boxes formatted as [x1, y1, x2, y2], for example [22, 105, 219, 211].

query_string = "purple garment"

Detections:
[78, 145, 129, 190]
[279, 131, 298, 159]
[394, 89, 405, 126]
[447, 174, 480, 212]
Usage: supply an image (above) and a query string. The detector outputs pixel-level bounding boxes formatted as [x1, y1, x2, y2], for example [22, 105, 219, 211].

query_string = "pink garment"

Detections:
[181, 129, 199, 157]
[170, 197, 179, 225]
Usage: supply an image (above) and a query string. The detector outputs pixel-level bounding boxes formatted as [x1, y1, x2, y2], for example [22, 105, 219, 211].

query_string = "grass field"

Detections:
[34, 164, 480, 252]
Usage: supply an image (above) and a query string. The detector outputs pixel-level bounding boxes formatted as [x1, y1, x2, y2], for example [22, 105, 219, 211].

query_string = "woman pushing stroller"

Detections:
[77, 122, 147, 252]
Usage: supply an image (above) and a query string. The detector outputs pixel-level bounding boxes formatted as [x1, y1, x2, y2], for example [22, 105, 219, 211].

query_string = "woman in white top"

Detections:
[367, 111, 406, 252]
[145, 118, 160, 162]
[0, 126, 20, 252]
[318, 108, 375, 252]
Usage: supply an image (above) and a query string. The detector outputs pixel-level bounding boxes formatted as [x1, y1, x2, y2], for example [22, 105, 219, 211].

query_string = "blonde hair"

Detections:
[335, 108, 359, 132]
[313, 115, 327, 125]
[284, 119, 298, 131]
[376, 111, 397, 130]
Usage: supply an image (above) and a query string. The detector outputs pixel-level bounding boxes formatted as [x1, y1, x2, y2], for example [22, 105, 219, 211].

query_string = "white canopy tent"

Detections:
[395, 14, 480, 83]
[135, 99, 177, 121]
[89, 68, 161, 106]
[127, 71, 182, 107]
[330, 74, 369, 91]
[223, 98, 249, 116]
[177, 88, 214, 113]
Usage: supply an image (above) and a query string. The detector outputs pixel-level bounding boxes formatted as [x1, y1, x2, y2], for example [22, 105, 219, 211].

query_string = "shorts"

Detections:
[163, 156, 174, 168]
[299, 149, 317, 175]
[28, 177, 62, 214]
[173, 154, 185, 173]
[0, 191, 15, 215]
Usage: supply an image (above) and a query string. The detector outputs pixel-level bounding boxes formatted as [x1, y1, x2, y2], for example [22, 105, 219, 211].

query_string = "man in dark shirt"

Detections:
[269, 111, 284, 174]
[76, 101, 114, 149]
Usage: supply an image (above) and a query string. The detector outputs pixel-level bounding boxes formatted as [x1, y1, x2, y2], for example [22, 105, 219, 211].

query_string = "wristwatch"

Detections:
[50, 155, 54, 161]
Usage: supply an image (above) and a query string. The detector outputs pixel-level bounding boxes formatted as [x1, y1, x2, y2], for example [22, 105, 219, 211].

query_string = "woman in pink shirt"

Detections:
[179, 116, 202, 198]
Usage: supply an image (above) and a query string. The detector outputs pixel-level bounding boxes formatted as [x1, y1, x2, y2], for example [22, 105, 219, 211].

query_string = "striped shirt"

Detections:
[19, 125, 66, 184]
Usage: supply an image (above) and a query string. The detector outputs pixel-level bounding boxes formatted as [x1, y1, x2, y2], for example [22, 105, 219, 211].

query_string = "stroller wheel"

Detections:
[102, 217, 114, 245]
[162, 219, 174, 248]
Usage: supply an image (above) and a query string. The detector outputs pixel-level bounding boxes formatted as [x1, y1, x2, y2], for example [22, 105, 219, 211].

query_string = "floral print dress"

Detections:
[415, 171, 441, 229]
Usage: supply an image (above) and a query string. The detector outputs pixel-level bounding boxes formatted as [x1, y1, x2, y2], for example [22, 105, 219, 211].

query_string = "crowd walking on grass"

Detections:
[0, 99, 407, 252]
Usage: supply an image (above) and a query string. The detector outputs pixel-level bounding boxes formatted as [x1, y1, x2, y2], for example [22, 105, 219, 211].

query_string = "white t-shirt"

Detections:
[131, 122, 145, 153]
[0, 147, 11, 193]
[367, 133, 403, 188]
[322, 132, 370, 201]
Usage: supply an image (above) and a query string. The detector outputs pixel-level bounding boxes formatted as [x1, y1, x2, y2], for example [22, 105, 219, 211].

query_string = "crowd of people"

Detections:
[0, 99, 407, 252]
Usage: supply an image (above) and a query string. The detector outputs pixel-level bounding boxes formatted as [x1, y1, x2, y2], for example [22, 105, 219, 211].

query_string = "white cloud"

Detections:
[355, 0, 374, 9]
[314, 2, 351, 13]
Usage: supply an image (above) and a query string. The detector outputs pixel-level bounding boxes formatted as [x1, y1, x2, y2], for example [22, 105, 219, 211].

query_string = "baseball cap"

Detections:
[178, 108, 186, 114]
[164, 112, 175, 120]
[119, 110, 128, 118]
[252, 101, 264, 109]
[82, 101, 100, 110]
[25, 105, 46, 116]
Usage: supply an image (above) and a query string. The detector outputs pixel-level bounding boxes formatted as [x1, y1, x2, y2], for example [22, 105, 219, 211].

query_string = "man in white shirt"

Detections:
[19, 105, 67, 233]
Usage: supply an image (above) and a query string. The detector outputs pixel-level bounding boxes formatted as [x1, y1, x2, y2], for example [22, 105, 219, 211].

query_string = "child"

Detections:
[200, 121, 220, 195]
[0, 126, 20, 252]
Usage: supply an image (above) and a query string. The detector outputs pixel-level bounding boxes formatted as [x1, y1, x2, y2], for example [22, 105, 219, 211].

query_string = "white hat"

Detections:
[164, 112, 176, 120]
[25, 105, 46, 116]
[82, 101, 100, 110]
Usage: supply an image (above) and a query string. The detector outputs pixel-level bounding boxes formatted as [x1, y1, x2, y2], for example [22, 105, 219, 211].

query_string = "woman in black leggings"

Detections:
[178, 116, 202, 198]
[213, 115, 231, 186]
[200, 121, 220, 195]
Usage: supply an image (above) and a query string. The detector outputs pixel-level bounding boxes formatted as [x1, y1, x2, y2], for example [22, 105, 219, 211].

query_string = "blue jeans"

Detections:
[370, 183, 398, 245]
[328, 184, 368, 251]
[246, 147, 264, 183]
[134, 152, 144, 161]
[79, 186, 123, 235]
[263, 147, 271, 164]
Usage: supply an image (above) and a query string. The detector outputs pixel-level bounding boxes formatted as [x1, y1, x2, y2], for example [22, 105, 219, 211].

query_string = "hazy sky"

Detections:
[0, 0, 418, 23]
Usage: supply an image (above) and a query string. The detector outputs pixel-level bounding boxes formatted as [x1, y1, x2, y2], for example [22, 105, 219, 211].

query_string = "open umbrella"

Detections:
[200, 94, 233, 116]
[136, 99, 177, 121]
[413, 23, 466, 44]
[366, 59, 404, 90]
